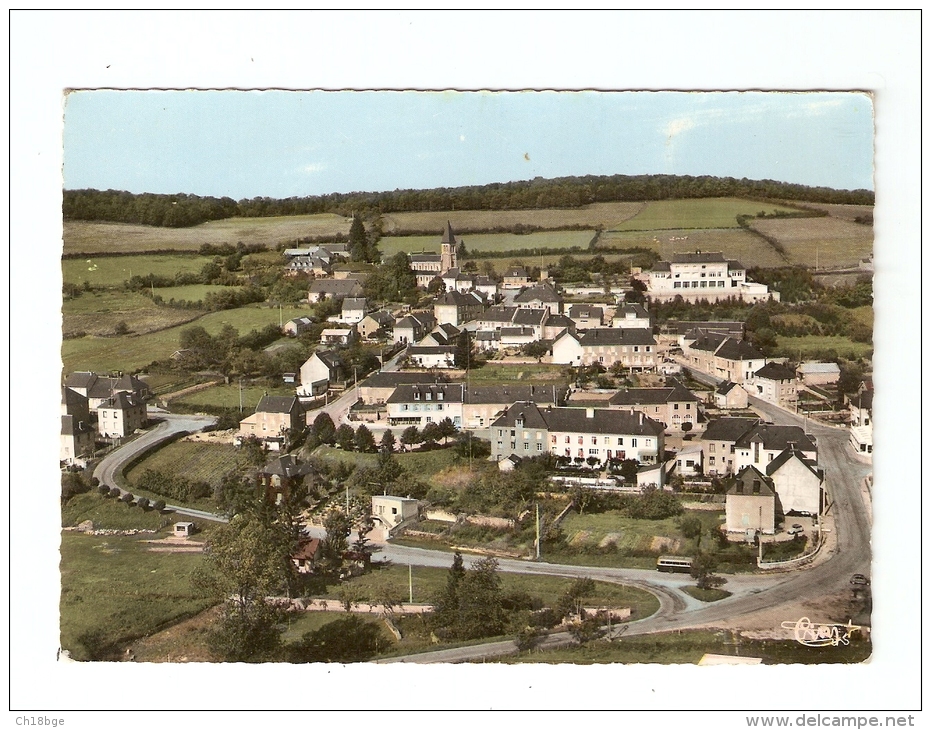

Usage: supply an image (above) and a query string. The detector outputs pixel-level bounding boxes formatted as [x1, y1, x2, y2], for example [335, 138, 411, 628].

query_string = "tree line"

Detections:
[63, 175, 874, 228]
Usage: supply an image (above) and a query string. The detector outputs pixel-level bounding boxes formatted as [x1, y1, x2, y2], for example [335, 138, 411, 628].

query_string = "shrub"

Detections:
[136, 497, 150, 510]
[153, 499, 166, 512]
[90, 477, 100, 487]
[98, 484, 111, 496]
[121, 492, 135, 504]
[109, 487, 122, 498]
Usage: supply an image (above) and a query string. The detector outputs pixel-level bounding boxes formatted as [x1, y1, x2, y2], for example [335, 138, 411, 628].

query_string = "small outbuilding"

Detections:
[174, 522, 195, 538]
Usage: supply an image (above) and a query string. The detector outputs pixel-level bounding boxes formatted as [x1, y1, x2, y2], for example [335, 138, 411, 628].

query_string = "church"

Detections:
[409, 220, 459, 288]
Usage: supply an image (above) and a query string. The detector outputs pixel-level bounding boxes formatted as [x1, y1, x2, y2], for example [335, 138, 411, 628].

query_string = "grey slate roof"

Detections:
[715, 338, 765, 361]
[410, 253, 442, 263]
[491, 402, 664, 437]
[342, 297, 368, 310]
[463, 384, 561, 405]
[754, 362, 797, 381]
[764, 448, 824, 481]
[360, 371, 450, 389]
[568, 304, 604, 319]
[515, 283, 562, 304]
[728, 466, 775, 497]
[716, 380, 739, 395]
[701, 417, 761, 443]
[441, 221, 458, 245]
[308, 279, 363, 296]
[651, 262, 671, 272]
[313, 350, 343, 370]
[735, 424, 817, 453]
[616, 303, 650, 318]
[256, 395, 302, 414]
[387, 383, 464, 404]
[61, 414, 92, 436]
[670, 251, 727, 264]
[578, 328, 655, 346]
[407, 345, 457, 355]
[62, 387, 88, 410]
[512, 308, 548, 326]
[262, 454, 314, 479]
[689, 333, 728, 352]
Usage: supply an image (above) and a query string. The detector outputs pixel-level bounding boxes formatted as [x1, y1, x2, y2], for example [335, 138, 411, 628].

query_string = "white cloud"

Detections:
[665, 116, 696, 139]
[303, 162, 326, 173]
[459, 134, 466, 142]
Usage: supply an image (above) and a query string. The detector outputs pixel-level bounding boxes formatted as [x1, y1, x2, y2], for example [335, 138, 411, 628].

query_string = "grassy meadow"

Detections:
[774, 335, 873, 360]
[610, 198, 804, 231]
[466, 363, 572, 384]
[379, 230, 595, 257]
[62, 289, 202, 338]
[173, 382, 299, 410]
[310, 444, 463, 482]
[749, 216, 873, 269]
[63, 214, 352, 255]
[62, 253, 215, 287]
[597, 227, 787, 268]
[154, 284, 242, 303]
[61, 302, 314, 373]
[125, 440, 244, 493]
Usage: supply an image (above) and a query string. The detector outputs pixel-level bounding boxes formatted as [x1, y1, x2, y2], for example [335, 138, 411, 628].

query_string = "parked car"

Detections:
[850, 574, 870, 586]
[787, 523, 804, 536]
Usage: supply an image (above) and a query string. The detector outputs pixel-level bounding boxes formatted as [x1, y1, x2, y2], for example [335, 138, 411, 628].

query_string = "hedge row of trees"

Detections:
[63, 175, 873, 228]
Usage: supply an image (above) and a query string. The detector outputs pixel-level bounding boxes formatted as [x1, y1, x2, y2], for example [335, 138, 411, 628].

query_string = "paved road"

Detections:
[308, 349, 406, 430]
[93, 411, 225, 522]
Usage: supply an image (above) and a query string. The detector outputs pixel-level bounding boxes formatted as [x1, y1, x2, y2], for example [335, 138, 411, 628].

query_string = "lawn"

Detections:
[62, 491, 175, 531]
[379, 230, 595, 257]
[749, 216, 873, 269]
[63, 214, 353, 255]
[310, 444, 463, 483]
[61, 302, 315, 373]
[774, 335, 873, 360]
[611, 198, 804, 232]
[62, 289, 203, 338]
[597, 227, 786, 269]
[125, 440, 244, 493]
[500, 628, 871, 664]
[466, 363, 572, 384]
[379, 202, 646, 235]
[154, 284, 243, 303]
[62, 253, 215, 286]
[59, 532, 215, 661]
[681, 586, 732, 602]
[175, 382, 298, 410]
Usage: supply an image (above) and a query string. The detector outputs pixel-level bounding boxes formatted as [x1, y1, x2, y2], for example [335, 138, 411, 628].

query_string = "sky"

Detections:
[62, 90, 875, 200]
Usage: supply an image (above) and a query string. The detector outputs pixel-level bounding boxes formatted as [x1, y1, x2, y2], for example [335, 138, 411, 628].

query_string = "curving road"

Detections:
[93, 411, 225, 522]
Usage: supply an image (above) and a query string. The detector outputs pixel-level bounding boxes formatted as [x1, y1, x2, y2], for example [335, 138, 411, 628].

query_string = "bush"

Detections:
[98, 484, 111, 496]
[153, 499, 166, 512]
[90, 477, 100, 487]
[136, 497, 150, 510]
[109, 487, 121, 498]
[121, 492, 135, 504]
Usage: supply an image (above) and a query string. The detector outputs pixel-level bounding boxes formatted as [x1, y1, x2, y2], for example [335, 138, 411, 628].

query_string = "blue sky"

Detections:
[63, 90, 874, 199]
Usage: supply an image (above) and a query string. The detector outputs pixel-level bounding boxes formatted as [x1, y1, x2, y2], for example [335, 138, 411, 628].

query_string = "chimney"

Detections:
[639, 412, 643, 425]
[586, 408, 595, 419]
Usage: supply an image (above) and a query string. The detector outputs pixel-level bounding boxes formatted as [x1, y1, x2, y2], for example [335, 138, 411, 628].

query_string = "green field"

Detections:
[379, 230, 595, 257]
[62, 253, 215, 286]
[598, 227, 786, 268]
[380, 202, 646, 235]
[175, 382, 298, 410]
[749, 216, 873, 269]
[63, 214, 353, 255]
[774, 335, 873, 360]
[310, 444, 463, 482]
[61, 302, 314, 373]
[62, 289, 202, 338]
[611, 198, 804, 232]
[466, 363, 572, 384]
[60, 532, 215, 661]
[155, 284, 243, 303]
[559, 508, 723, 555]
[62, 491, 175, 531]
[125, 440, 244, 492]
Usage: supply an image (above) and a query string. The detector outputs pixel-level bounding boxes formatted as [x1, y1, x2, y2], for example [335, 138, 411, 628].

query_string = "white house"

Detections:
[405, 345, 457, 369]
[612, 303, 652, 329]
[341, 297, 369, 324]
[320, 327, 356, 346]
[646, 251, 778, 302]
[732, 424, 817, 473]
[551, 328, 657, 372]
[386, 383, 464, 428]
[298, 350, 344, 396]
[765, 447, 824, 516]
[747, 362, 798, 410]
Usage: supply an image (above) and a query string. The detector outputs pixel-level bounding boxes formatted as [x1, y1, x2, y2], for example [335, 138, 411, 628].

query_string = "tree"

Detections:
[321, 510, 352, 568]
[678, 515, 703, 540]
[568, 613, 604, 645]
[152, 499, 166, 512]
[194, 512, 289, 662]
[421, 422, 442, 447]
[690, 552, 719, 590]
[432, 551, 466, 636]
[286, 615, 381, 663]
[312, 412, 337, 446]
[336, 424, 356, 451]
[454, 331, 471, 369]
[379, 429, 396, 454]
[401, 426, 421, 450]
[514, 625, 545, 654]
[427, 277, 446, 295]
[436, 417, 458, 446]
[349, 215, 368, 262]
[555, 577, 596, 621]
[456, 557, 507, 640]
[354, 424, 376, 453]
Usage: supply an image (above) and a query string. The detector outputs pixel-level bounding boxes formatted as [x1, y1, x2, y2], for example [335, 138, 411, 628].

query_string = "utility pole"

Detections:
[408, 563, 413, 604]
[239, 379, 243, 412]
[535, 503, 541, 560]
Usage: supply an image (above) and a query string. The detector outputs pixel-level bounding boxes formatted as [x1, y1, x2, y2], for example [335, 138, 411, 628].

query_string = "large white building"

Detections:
[646, 251, 778, 302]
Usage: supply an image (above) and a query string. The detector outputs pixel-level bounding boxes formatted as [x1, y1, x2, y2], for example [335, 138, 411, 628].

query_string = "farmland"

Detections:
[610, 198, 804, 231]
[773, 335, 873, 360]
[63, 213, 353, 255]
[310, 444, 463, 483]
[62, 289, 202, 338]
[597, 227, 786, 268]
[787, 203, 873, 222]
[62, 253, 215, 286]
[174, 382, 299, 410]
[379, 201, 646, 234]
[61, 302, 314, 373]
[154, 284, 242, 303]
[748, 217, 873, 269]
[125, 440, 244, 492]
[379, 230, 596, 257]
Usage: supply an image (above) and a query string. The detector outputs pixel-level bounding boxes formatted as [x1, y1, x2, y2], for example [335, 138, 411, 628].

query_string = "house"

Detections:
[714, 381, 749, 410]
[238, 395, 305, 451]
[174, 522, 196, 538]
[541, 313, 576, 341]
[461, 383, 563, 431]
[498, 327, 538, 350]
[797, 361, 841, 386]
[65, 371, 150, 411]
[298, 350, 344, 396]
[441, 269, 477, 294]
[282, 316, 315, 336]
[341, 297, 369, 324]
[473, 276, 500, 301]
[61, 386, 90, 423]
[319, 327, 356, 346]
[568, 304, 604, 330]
[733, 423, 817, 473]
[498, 454, 523, 472]
[372, 495, 420, 533]
[637, 459, 676, 490]
[765, 446, 825, 516]
[848, 389, 872, 428]
[502, 266, 531, 289]
[283, 246, 332, 260]
[96, 392, 147, 439]
[357, 310, 395, 339]
[258, 454, 314, 504]
[612, 303, 652, 330]
[291, 537, 322, 574]
[683, 335, 766, 384]
[674, 444, 704, 476]
[357, 371, 450, 405]
[747, 362, 798, 409]
[286, 255, 331, 277]
[511, 308, 550, 340]
[307, 278, 363, 303]
[514, 282, 563, 315]
[567, 378, 701, 432]
[420, 323, 461, 347]
[663, 320, 745, 343]
[700, 417, 763, 475]
[434, 290, 485, 327]
[393, 312, 436, 345]
[646, 251, 778, 302]
[404, 345, 457, 370]
[490, 402, 665, 468]
[409, 221, 459, 288]
[725, 466, 776, 535]
[386, 383, 464, 428]
[551, 328, 657, 372]
[61, 415, 95, 467]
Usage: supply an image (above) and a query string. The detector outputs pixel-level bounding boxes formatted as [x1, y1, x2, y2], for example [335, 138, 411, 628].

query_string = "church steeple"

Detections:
[440, 220, 458, 272]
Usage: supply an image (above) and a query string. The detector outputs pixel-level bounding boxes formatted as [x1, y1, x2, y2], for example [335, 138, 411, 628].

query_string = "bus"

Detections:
[656, 556, 693, 573]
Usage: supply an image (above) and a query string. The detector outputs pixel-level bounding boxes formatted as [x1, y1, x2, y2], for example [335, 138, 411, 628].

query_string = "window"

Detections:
[414, 392, 420, 400]
[709, 443, 715, 452]
[631, 438, 638, 447]
[589, 449, 599, 455]
[578, 437, 584, 444]
[709, 456, 715, 464]
[437, 391, 444, 401]
[592, 437, 598, 445]
[511, 442, 516, 449]
[497, 441, 503, 449]
[686, 403, 691, 410]
[674, 403, 679, 410]
[426, 417, 432, 423]
[425, 392, 432, 400]
[617, 437, 624, 445]
[537, 443, 543, 451]
[498, 429, 503, 437]
[536, 431, 543, 440]
[402, 404, 408, 411]
[565, 436, 570, 443]
[524, 443, 530, 451]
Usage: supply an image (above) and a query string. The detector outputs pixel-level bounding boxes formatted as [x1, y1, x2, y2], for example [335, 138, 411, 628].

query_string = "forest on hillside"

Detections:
[63, 174, 874, 229]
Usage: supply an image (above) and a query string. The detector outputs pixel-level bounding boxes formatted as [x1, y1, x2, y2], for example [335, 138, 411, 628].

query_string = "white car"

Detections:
[787, 524, 804, 536]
